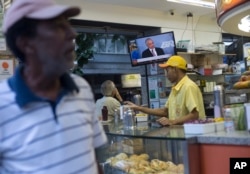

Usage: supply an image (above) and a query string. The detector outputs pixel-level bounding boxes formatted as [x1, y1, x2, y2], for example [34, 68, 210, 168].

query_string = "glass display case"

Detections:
[96, 122, 200, 174]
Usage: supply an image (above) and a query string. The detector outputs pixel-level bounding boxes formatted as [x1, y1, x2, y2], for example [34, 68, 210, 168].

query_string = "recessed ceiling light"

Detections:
[238, 15, 250, 33]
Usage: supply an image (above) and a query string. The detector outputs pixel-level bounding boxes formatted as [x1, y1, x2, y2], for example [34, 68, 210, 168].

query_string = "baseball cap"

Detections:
[159, 55, 187, 70]
[2, 0, 81, 33]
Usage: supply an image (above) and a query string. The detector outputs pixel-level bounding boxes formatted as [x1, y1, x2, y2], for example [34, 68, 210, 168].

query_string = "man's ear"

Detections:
[16, 36, 34, 55]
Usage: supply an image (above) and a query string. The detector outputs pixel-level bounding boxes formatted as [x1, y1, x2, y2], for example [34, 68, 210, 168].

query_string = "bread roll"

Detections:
[168, 163, 178, 172]
[115, 153, 128, 160]
[177, 163, 184, 173]
[126, 159, 139, 168]
[138, 153, 150, 160]
[138, 160, 150, 168]
[233, 81, 250, 89]
[150, 159, 167, 171]
[239, 75, 250, 81]
[106, 157, 118, 167]
[128, 168, 145, 174]
[141, 166, 155, 173]
[129, 154, 139, 160]
[155, 171, 169, 174]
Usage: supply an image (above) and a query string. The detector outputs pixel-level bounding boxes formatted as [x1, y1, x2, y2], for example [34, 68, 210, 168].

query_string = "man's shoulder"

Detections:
[142, 49, 150, 57]
[70, 74, 90, 87]
[96, 97, 105, 103]
[105, 97, 120, 104]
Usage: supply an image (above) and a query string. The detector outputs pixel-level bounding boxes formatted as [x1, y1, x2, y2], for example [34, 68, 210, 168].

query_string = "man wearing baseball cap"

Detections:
[0, 0, 107, 173]
[126, 55, 205, 125]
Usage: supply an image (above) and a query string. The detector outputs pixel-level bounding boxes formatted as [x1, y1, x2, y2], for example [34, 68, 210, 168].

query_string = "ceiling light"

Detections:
[238, 15, 250, 33]
[166, 0, 215, 9]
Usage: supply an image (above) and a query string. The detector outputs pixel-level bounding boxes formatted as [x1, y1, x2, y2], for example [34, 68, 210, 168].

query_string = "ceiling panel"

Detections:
[82, 0, 216, 16]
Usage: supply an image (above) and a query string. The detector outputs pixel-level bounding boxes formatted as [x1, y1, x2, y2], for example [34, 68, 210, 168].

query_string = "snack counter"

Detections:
[97, 122, 199, 174]
[96, 122, 250, 174]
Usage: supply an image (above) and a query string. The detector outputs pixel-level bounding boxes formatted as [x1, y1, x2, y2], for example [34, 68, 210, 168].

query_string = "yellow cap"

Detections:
[159, 55, 187, 70]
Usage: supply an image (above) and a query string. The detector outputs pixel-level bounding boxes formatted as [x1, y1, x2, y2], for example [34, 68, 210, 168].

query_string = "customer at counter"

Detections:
[95, 80, 123, 121]
[125, 55, 205, 126]
[0, 0, 107, 173]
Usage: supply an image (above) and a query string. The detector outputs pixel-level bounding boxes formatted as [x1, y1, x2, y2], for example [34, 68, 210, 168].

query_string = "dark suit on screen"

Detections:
[142, 47, 165, 58]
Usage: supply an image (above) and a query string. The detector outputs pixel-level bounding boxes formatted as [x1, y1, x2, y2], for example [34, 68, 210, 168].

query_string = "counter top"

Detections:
[103, 122, 195, 139]
[197, 131, 250, 145]
[102, 121, 250, 146]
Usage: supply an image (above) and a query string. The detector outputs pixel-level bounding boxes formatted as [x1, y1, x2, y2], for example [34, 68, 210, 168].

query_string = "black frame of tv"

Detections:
[128, 31, 177, 67]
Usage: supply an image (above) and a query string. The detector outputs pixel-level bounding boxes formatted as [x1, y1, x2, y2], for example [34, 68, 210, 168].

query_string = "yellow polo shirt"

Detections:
[165, 75, 205, 120]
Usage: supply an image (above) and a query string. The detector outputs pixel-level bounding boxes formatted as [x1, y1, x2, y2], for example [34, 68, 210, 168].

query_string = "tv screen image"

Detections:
[129, 31, 177, 67]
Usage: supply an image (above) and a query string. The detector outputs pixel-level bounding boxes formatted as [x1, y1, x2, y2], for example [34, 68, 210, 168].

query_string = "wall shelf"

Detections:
[177, 52, 236, 56]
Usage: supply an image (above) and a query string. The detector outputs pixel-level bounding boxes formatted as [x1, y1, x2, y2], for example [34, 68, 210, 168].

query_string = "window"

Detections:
[94, 34, 128, 54]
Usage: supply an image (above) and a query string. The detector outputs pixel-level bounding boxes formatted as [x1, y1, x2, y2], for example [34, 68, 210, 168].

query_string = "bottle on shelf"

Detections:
[114, 109, 119, 126]
[213, 85, 224, 118]
[223, 106, 235, 133]
[187, 41, 195, 53]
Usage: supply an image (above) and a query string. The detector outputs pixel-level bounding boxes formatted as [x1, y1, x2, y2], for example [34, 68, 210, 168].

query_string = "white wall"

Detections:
[57, 0, 222, 46]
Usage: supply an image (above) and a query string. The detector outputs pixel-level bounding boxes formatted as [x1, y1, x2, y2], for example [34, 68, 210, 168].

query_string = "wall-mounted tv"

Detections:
[129, 31, 177, 67]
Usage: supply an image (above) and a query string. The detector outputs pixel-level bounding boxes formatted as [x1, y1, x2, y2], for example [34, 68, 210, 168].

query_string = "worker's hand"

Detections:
[156, 117, 175, 126]
[123, 101, 139, 110]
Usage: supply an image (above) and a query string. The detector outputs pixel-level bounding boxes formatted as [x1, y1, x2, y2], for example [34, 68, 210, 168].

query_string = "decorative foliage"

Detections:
[71, 32, 130, 76]
[72, 33, 96, 76]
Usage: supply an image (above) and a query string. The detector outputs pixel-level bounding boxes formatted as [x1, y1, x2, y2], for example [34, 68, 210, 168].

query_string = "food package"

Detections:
[229, 104, 246, 130]
[184, 123, 215, 134]
[233, 70, 250, 89]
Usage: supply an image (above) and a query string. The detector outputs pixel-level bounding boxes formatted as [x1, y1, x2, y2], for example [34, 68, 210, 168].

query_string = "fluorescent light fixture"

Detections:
[238, 15, 250, 33]
[223, 42, 233, 46]
[166, 0, 215, 9]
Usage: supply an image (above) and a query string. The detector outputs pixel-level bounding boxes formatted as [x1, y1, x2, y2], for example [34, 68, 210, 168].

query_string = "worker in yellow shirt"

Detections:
[125, 55, 205, 126]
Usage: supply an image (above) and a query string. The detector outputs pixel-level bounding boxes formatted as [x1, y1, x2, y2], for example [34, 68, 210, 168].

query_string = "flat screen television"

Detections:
[128, 31, 177, 67]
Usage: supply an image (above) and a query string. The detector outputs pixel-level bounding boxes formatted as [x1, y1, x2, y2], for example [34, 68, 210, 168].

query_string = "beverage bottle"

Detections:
[123, 108, 134, 130]
[187, 41, 194, 53]
[224, 107, 235, 133]
[102, 106, 108, 121]
[114, 109, 119, 125]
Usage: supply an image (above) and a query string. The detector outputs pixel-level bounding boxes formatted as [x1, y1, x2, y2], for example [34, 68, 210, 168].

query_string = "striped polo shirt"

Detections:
[0, 66, 107, 174]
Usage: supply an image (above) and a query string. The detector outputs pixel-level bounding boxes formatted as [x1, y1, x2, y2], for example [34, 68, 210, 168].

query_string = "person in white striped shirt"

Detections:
[0, 0, 107, 173]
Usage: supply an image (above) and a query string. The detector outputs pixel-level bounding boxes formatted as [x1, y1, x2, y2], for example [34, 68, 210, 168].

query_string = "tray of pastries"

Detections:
[103, 152, 184, 174]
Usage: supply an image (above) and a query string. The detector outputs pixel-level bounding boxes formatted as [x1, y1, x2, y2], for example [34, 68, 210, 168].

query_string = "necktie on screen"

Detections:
[151, 49, 156, 56]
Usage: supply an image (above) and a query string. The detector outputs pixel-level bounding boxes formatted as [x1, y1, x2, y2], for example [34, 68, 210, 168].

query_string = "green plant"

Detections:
[72, 33, 131, 75]
[72, 33, 96, 76]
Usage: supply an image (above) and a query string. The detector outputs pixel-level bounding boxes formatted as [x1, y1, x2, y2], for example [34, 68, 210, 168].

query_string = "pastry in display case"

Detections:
[96, 124, 200, 174]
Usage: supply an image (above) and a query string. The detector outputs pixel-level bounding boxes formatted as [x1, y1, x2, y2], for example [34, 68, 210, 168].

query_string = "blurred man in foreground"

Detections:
[0, 0, 107, 173]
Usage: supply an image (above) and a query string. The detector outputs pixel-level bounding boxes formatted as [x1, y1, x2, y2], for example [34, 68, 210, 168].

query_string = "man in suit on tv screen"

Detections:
[142, 38, 165, 58]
